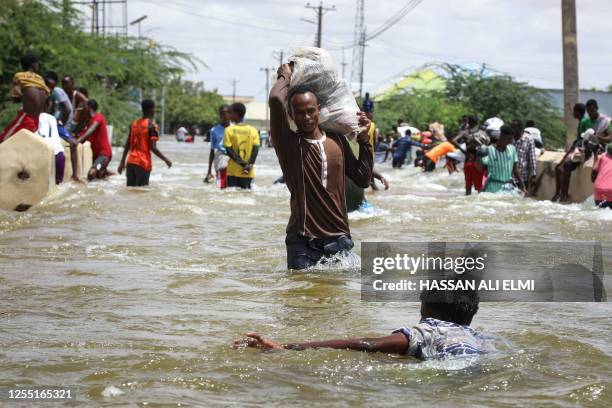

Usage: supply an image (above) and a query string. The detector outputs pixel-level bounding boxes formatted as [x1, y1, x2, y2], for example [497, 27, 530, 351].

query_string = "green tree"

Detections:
[164, 79, 224, 133]
[0, 0, 214, 145]
[375, 64, 566, 147]
[444, 65, 565, 147]
[375, 91, 469, 137]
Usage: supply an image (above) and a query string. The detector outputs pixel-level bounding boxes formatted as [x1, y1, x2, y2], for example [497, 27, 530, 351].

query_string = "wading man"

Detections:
[0, 54, 49, 143]
[269, 63, 373, 270]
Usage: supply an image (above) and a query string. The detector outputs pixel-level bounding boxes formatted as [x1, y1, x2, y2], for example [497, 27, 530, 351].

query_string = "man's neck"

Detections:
[300, 127, 322, 140]
[221, 122, 230, 128]
[496, 143, 507, 151]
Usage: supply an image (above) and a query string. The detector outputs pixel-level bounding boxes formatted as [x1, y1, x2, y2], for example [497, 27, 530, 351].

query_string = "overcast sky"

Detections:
[115, 0, 611, 100]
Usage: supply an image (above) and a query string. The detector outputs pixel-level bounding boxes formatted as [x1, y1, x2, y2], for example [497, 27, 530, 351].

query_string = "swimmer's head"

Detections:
[419, 287, 479, 325]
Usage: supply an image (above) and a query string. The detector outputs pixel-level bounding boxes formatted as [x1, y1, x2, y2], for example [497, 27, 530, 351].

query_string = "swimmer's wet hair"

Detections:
[420, 286, 479, 325]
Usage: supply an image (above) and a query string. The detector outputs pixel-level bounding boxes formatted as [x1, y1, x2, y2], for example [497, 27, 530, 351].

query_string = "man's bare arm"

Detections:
[151, 140, 172, 168]
[75, 122, 99, 144]
[117, 129, 131, 174]
[234, 332, 408, 354]
[268, 64, 292, 156]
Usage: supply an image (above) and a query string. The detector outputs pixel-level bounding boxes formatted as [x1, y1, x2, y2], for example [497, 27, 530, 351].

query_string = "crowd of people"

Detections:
[2, 55, 111, 183]
[367, 100, 612, 206]
[3, 54, 611, 209]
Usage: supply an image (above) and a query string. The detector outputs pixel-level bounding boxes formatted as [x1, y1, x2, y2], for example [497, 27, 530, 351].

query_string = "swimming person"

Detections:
[268, 63, 373, 270]
[481, 125, 526, 194]
[234, 287, 488, 359]
[223, 103, 260, 189]
[117, 99, 172, 187]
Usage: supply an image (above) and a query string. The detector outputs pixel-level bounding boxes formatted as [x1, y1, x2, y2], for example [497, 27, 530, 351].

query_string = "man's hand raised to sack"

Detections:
[355, 112, 372, 144]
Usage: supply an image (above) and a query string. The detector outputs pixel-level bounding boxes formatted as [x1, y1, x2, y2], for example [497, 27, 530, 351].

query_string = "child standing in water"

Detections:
[117, 99, 172, 187]
[233, 288, 487, 359]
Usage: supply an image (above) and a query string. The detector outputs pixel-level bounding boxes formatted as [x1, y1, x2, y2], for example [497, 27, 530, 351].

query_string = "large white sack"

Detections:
[0, 129, 55, 211]
[289, 47, 361, 137]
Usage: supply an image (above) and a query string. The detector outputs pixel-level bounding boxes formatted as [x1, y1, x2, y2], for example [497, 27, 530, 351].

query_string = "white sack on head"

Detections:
[288, 46, 361, 137]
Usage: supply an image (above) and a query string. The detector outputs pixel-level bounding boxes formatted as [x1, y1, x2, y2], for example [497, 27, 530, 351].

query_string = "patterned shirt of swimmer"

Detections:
[392, 318, 490, 359]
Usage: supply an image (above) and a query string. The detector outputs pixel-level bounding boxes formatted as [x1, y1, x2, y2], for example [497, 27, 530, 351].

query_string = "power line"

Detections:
[366, 0, 422, 41]
[145, 0, 305, 35]
[305, 2, 336, 48]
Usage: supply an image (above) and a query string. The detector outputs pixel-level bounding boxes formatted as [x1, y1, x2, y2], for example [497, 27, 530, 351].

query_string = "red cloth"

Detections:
[464, 161, 485, 192]
[217, 167, 227, 189]
[0, 111, 39, 143]
[127, 118, 159, 172]
[84, 112, 112, 158]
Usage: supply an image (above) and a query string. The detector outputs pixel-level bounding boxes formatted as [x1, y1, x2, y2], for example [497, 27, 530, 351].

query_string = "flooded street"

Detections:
[1, 139, 611, 406]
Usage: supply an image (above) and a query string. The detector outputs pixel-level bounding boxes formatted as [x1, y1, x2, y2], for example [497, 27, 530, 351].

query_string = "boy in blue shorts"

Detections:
[233, 287, 487, 359]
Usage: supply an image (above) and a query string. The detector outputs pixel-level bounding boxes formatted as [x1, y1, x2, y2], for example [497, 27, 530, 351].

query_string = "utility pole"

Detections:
[341, 48, 348, 79]
[161, 84, 166, 136]
[561, 0, 579, 149]
[130, 15, 148, 38]
[231, 79, 238, 102]
[351, 0, 365, 87]
[260, 67, 274, 127]
[305, 1, 336, 48]
[358, 29, 366, 99]
[74, 0, 128, 36]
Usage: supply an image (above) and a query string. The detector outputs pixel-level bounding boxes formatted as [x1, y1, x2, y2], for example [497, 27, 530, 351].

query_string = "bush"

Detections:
[374, 64, 566, 147]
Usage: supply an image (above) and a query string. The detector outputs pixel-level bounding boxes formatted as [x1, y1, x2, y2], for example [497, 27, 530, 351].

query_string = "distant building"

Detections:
[544, 89, 612, 116]
[220, 95, 269, 130]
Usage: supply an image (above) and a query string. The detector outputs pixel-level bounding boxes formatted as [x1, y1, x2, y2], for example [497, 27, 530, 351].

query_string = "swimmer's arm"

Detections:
[235, 332, 408, 354]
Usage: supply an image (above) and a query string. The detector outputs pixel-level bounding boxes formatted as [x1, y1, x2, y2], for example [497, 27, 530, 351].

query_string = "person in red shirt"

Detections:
[75, 99, 112, 180]
[117, 99, 172, 187]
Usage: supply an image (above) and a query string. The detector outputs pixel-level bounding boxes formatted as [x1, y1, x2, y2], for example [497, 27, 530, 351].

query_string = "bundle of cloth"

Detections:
[288, 47, 362, 138]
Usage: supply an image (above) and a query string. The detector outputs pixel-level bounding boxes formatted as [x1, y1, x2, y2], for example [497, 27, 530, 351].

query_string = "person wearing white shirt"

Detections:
[37, 110, 65, 184]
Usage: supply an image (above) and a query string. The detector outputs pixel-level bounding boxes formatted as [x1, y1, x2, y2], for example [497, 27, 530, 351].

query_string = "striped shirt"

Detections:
[514, 134, 537, 182]
[482, 144, 518, 193]
[393, 318, 488, 359]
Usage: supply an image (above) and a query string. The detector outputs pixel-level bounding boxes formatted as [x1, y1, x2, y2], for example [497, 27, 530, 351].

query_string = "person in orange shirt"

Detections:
[117, 99, 172, 186]
[423, 141, 457, 172]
